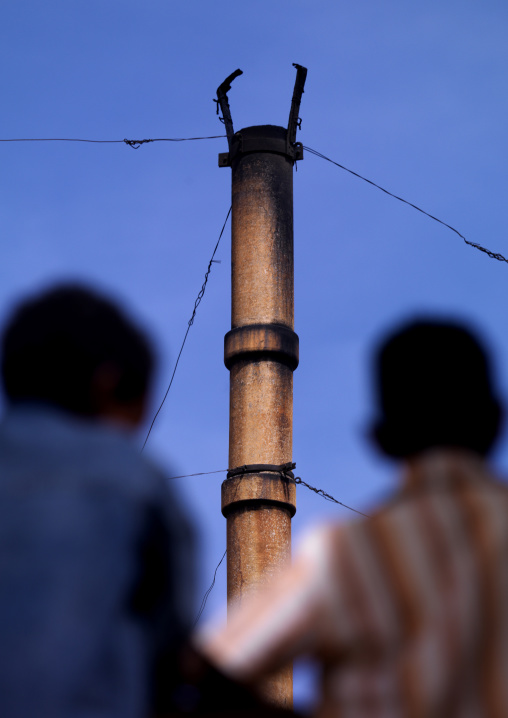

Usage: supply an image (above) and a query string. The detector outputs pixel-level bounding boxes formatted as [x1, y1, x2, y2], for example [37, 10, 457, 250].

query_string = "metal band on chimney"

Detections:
[224, 324, 299, 370]
[219, 125, 304, 167]
[222, 462, 297, 518]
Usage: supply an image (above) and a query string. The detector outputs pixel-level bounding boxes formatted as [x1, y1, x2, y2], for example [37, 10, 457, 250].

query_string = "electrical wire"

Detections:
[0, 135, 226, 145]
[5, 135, 505, 263]
[167, 469, 228, 480]
[191, 471, 370, 624]
[194, 549, 227, 626]
[166, 466, 369, 517]
[303, 145, 508, 265]
[141, 206, 232, 451]
[294, 477, 371, 518]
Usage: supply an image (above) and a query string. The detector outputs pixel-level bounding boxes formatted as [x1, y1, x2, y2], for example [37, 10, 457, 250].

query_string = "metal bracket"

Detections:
[216, 69, 243, 152]
[287, 63, 308, 157]
[293, 142, 304, 161]
[216, 64, 307, 167]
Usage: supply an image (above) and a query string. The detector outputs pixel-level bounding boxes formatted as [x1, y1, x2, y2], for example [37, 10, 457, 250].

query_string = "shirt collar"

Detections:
[400, 448, 490, 494]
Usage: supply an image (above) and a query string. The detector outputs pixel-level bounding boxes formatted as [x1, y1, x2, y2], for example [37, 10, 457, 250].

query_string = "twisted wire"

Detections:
[166, 465, 370, 518]
[168, 469, 228, 481]
[294, 477, 371, 518]
[0, 135, 226, 145]
[303, 145, 508, 265]
[141, 206, 231, 451]
[191, 467, 370, 623]
[194, 549, 227, 626]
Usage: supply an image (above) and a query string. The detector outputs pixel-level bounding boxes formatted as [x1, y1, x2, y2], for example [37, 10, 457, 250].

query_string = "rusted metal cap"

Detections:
[219, 125, 304, 167]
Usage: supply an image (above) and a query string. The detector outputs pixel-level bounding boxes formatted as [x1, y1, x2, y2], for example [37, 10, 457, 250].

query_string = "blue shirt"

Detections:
[0, 405, 194, 718]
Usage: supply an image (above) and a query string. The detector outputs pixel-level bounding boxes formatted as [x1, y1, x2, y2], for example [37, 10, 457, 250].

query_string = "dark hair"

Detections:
[370, 319, 502, 458]
[1, 284, 154, 416]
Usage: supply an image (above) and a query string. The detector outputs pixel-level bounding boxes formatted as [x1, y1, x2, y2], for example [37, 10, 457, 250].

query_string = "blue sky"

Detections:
[3, 0, 508, 705]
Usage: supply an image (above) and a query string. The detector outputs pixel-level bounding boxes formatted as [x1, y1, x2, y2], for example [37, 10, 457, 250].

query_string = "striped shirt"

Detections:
[199, 450, 508, 717]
